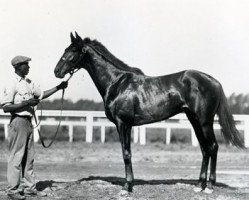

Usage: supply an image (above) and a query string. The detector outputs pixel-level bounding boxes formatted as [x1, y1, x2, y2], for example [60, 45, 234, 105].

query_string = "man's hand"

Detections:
[57, 81, 68, 90]
[25, 98, 40, 107]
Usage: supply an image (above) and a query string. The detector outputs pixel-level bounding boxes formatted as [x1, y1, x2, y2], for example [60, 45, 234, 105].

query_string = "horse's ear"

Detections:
[70, 32, 76, 43]
[75, 31, 83, 41]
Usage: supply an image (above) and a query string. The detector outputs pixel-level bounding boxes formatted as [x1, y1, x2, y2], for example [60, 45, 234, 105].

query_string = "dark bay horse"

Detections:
[54, 32, 244, 194]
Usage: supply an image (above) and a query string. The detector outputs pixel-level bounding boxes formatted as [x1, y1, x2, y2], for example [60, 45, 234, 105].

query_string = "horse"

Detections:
[54, 32, 244, 194]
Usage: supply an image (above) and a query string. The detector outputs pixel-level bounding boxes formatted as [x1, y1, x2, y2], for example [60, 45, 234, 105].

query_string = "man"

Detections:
[1, 55, 68, 200]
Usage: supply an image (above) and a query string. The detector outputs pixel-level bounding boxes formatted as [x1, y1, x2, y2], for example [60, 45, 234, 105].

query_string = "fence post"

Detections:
[244, 116, 249, 148]
[166, 127, 171, 145]
[4, 123, 8, 139]
[86, 114, 93, 143]
[191, 128, 198, 146]
[101, 126, 105, 143]
[133, 127, 139, 143]
[69, 124, 73, 142]
[139, 126, 146, 145]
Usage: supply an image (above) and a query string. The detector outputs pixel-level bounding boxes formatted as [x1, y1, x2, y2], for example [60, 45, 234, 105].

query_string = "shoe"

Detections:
[24, 188, 47, 197]
[7, 192, 25, 200]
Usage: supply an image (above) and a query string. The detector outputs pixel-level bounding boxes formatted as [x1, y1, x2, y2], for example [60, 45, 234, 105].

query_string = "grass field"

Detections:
[0, 141, 249, 199]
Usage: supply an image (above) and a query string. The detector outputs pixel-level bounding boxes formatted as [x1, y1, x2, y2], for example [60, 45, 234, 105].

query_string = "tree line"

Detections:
[228, 93, 249, 114]
[38, 99, 104, 111]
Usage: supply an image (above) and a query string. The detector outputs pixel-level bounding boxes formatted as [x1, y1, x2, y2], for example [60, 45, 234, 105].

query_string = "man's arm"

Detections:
[41, 81, 68, 100]
[2, 98, 40, 113]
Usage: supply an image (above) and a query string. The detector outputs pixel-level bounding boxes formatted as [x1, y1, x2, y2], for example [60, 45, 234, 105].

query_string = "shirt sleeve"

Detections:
[1, 82, 16, 106]
[31, 81, 44, 100]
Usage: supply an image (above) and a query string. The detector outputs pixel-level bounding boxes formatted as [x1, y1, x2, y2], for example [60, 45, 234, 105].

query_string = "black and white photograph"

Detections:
[0, 0, 249, 199]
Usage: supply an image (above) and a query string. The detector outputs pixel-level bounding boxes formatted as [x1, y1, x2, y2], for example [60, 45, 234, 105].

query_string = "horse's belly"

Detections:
[133, 103, 181, 126]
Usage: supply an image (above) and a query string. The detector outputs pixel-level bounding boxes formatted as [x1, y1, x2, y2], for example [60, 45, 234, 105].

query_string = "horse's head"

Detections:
[54, 32, 90, 78]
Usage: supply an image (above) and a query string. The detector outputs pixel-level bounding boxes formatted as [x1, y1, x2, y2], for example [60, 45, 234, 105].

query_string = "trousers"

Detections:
[7, 116, 36, 193]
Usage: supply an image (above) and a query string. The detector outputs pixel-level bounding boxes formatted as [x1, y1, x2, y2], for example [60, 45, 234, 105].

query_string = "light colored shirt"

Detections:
[1, 73, 44, 116]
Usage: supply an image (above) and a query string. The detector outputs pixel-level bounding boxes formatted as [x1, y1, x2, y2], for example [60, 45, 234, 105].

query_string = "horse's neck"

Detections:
[85, 49, 124, 99]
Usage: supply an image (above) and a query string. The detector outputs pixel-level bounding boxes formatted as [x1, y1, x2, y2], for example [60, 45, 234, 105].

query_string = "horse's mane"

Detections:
[85, 38, 144, 75]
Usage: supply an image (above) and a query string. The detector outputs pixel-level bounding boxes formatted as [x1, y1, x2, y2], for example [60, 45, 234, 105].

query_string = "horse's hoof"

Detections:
[118, 189, 130, 197]
[203, 187, 213, 194]
[193, 186, 203, 193]
[122, 183, 133, 193]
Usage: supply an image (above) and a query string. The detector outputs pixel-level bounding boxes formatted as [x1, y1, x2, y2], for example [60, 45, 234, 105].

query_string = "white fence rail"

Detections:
[0, 109, 249, 147]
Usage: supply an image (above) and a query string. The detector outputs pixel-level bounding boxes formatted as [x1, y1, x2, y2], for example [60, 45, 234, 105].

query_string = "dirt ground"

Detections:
[0, 141, 249, 200]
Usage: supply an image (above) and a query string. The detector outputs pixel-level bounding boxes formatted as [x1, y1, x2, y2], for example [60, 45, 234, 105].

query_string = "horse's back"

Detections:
[145, 69, 221, 94]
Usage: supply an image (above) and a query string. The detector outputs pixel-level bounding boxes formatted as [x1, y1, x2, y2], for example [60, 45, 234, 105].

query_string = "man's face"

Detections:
[16, 62, 30, 76]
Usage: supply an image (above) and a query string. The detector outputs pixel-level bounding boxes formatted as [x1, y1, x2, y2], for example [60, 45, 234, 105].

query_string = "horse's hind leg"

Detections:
[199, 123, 218, 193]
[116, 123, 133, 193]
[186, 111, 209, 191]
[186, 111, 218, 193]
[206, 126, 218, 192]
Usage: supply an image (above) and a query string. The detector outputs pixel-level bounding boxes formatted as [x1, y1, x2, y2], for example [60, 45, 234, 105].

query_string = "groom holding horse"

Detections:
[1, 55, 68, 200]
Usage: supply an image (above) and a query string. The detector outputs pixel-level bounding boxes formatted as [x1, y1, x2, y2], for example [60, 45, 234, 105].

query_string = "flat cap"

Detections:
[11, 55, 31, 67]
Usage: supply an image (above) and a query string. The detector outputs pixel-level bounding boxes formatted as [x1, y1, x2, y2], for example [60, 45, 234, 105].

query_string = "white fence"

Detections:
[0, 109, 249, 147]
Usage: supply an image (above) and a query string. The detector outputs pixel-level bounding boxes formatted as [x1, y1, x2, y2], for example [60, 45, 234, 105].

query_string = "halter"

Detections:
[64, 47, 87, 75]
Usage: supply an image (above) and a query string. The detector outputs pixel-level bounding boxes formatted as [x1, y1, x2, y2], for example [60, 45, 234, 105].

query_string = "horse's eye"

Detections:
[68, 55, 74, 61]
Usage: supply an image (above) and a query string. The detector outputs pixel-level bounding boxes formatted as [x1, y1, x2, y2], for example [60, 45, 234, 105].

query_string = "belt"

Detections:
[11, 114, 32, 122]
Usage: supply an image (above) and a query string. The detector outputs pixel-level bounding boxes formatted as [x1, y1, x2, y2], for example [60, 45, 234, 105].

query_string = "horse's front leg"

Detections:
[117, 123, 133, 192]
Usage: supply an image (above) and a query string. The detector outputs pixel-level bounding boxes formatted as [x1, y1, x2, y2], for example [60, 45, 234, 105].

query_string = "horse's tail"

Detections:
[217, 85, 245, 148]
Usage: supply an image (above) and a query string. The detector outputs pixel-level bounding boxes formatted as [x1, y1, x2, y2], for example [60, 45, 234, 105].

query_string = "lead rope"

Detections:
[33, 89, 65, 148]
[33, 70, 79, 148]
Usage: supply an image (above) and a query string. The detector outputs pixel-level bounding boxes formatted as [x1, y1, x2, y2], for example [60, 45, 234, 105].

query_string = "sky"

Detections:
[0, 0, 249, 102]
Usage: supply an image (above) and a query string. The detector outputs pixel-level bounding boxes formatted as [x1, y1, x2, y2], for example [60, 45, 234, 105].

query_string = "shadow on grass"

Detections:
[36, 176, 235, 191]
